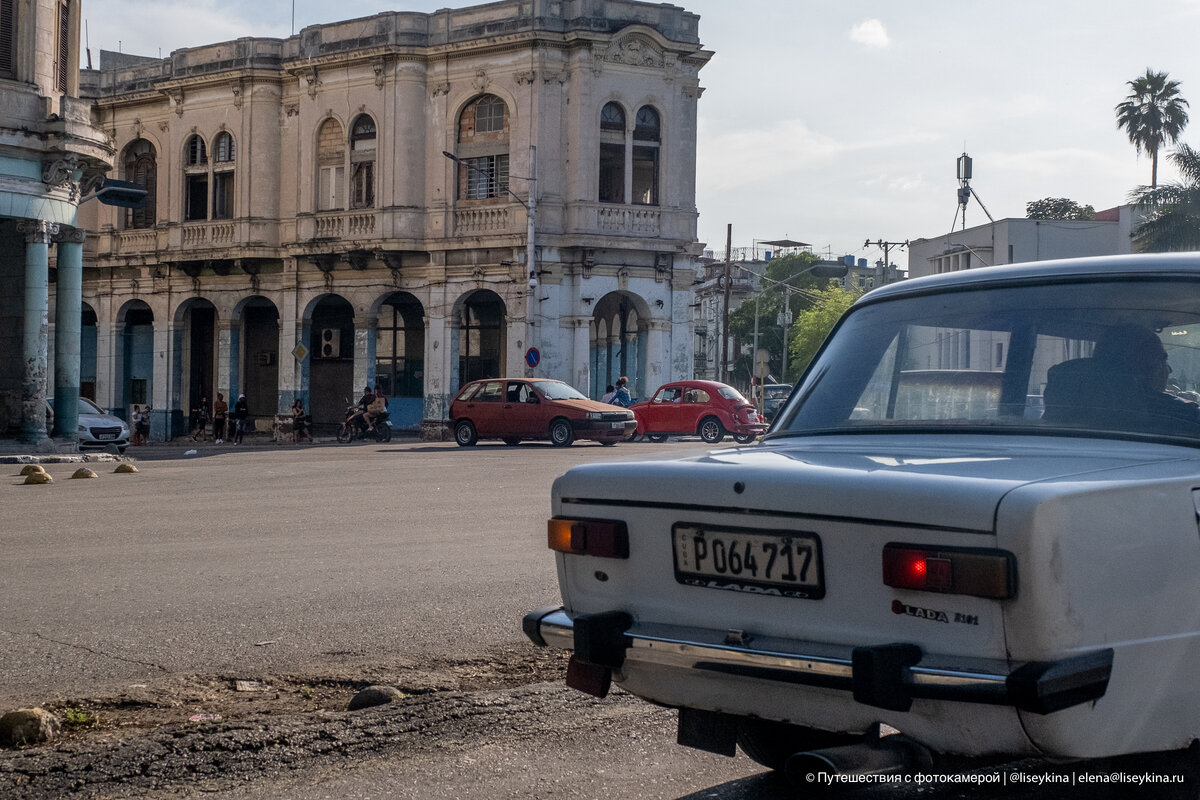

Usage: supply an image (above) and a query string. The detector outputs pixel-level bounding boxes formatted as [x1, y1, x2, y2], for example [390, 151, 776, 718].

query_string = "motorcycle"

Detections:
[336, 403, 393, 443]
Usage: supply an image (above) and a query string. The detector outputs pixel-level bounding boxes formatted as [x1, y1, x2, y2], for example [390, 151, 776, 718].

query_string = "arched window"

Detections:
[453, 95, 509, 200]
[183, 134, 208, 221]
[599, 102, 626, 203]
[350, 114, 376, 209]
[210, 132, 235, 219]
[317, 118, 345, 211]
[122, 139, 157, 230]
[632, 106, 660, 206]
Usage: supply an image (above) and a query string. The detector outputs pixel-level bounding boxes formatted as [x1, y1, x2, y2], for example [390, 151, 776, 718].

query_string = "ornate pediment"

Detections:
[604, 34, 664, 69]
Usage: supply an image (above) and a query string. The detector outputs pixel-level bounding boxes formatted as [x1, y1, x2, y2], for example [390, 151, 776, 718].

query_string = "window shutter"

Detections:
[56, 0, 69, 93]
[0, 0, 14, 77]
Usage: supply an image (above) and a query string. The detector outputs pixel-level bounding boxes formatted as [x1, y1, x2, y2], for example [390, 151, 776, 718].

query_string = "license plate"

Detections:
[98, 434, 116, 440]
[672, 524, 824, 599]
[610, 422, 627, 429]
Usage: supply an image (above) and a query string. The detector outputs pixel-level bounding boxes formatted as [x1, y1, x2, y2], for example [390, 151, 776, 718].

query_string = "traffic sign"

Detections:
[525, 347, 540, 368]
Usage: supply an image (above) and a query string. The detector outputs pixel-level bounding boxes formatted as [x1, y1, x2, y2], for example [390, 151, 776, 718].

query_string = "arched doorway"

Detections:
[453, 290, 507, 391]
[591, 292, 648, 399]
[376, 292, 425, 430]
[117, 300, 154, 422]
[307, 295, 354, 427]
[175, 297, 216, 432]
[236, 297, 280, 425]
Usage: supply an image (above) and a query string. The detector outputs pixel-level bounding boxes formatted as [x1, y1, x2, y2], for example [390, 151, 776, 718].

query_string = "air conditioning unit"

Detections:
[319, 328, 340, 358]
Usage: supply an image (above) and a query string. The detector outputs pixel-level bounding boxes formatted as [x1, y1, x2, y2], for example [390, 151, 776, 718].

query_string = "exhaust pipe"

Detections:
[785, 734, 932, 790]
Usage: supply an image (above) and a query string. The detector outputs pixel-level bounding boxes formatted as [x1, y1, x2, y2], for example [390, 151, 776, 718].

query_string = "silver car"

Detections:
[49, 397, 131, 453]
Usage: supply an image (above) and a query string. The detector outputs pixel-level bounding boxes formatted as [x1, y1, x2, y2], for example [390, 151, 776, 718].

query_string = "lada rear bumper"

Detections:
[523, 606, 1112, 715]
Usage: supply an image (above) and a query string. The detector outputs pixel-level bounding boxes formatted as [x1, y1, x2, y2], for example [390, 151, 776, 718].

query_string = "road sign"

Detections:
[292, 342, 309, 361]
[525, 347, 540, 368]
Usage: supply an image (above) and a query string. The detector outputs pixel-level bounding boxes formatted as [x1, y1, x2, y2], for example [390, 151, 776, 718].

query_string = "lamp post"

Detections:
[443, 146, 537, 374]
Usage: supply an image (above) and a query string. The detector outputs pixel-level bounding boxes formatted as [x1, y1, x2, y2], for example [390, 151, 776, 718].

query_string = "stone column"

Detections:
[646, 322, 667, 391]
[17, 220, 59, 445]
[52, 228, 86, 440]
[571, 317, 591, 395]
[354, 316, 377, 394]
[152, 319, 171, 441]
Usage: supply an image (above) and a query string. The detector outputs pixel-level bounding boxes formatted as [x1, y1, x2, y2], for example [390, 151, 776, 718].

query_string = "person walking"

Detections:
[140, 405, 152, 444]
[131, 405, 144, 446]
[292, 399, 313, 443]
[232, 394, 249, 445]
[212, 392, 228, 444]
[191, 397, 209, 441]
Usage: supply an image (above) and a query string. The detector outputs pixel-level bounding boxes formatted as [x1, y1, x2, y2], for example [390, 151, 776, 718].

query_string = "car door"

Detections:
[638, 385, 677, 433]
[504, 380, 541, 438]
[467, 380, 505, 437]
[679, 386, 711, 433]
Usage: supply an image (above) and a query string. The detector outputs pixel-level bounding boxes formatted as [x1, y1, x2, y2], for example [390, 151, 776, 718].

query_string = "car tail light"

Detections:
[548, 518, 629, 559]
[882, 543, 1015, 599]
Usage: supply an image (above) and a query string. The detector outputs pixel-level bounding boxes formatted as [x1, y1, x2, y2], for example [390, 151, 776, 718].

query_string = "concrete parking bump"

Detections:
[113, 463, 139, 474]
[0, 708, 61, 746]
[347, 685, 405, 711]
[71, 467, 99, 479]
[23, 471, 52, 485]
[19, 464, 46, 476]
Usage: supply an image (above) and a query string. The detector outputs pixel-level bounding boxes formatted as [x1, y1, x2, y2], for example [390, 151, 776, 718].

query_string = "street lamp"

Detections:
[443, 147, 538, 374]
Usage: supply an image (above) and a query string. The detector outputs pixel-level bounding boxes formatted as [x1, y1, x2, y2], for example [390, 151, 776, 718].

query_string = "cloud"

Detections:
[849, 19, 890, 49]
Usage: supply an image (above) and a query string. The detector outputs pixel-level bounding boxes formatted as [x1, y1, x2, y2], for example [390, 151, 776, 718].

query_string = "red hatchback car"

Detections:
[632, 380, 766, 444]
[450, 378, 637, 447]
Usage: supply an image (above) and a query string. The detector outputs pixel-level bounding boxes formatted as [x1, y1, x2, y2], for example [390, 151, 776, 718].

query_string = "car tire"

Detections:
[549, 418, 574, 447]
[454, 420, 478, 447]
[336, 424, 352, 443]
[502, 437, 520, 446]
[699, 416, 726, 443]
[647, 434, 669, 443]
[736, 719, 859, 773]
[734, 433, 757, 444]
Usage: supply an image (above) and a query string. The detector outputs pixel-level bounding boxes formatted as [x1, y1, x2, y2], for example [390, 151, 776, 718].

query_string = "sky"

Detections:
[85, 0, 1200, 270]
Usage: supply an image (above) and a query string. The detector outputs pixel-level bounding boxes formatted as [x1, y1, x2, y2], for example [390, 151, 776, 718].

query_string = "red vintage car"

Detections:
[631, 380, 766, 443]
[450, 378, 636, 447]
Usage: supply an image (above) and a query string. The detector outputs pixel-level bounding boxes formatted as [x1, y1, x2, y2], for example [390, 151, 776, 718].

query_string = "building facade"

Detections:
[0, 0, 114, 444]
[74, 0, 711, 440]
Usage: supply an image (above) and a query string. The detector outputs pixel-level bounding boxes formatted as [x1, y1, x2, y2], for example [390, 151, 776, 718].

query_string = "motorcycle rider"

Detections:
[348, 385, 375, 435]
[364, 385, 389, 432]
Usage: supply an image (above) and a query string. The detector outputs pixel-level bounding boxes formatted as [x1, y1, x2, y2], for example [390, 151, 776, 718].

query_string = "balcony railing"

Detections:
[453, 206, 512, 235]
[598, 206, 660, 235]
[181, 221, 237, 247]
[312, 211, 377, 239]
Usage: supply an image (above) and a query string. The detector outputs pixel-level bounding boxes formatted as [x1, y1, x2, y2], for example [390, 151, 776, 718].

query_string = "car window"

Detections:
[534, 381, 588, 400]
[475, 381, 504, 402]
[777, 277, 1200, 443]
[507, 382, 535, 403]
[455, 383, 481, 401]
[684, 389, 709, 404]
[79, 398, 104, 414]
[717, 386, 748, 403]
[655, 387, 682, 403]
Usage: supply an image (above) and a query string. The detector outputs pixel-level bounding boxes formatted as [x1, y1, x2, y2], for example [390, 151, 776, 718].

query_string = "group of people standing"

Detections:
[190, 392, 248, 445]
[600, 376, 634, 407]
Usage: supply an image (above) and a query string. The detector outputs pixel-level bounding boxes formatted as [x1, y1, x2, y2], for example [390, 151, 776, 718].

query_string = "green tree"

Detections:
[1025, 197, 1096, 220]
[788, 284, 861, 375]
[1116, 69, 1190, 189]
[1130, 143, 1200, 251]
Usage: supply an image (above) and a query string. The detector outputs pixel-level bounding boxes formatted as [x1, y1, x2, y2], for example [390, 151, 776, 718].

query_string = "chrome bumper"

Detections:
[523, 606, 1112, 715]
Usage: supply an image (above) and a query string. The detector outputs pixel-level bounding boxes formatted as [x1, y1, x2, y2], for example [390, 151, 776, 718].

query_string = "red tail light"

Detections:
[882, 543, 1015, 599]
[548, 518, 629, 559]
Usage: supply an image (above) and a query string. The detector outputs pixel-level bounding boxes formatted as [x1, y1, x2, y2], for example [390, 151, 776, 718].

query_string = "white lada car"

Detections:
[524, 254, 1200, 784]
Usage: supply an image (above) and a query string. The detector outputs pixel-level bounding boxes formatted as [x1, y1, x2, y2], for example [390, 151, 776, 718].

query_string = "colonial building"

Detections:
[0, 0, 114, 445]
[74, 0, 711, 440]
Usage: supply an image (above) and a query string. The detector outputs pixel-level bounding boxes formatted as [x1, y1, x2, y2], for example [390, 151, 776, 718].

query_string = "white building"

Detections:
[73, 0, 712, 439]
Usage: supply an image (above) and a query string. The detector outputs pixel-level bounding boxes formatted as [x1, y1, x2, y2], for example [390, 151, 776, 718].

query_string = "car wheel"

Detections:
[502, 437, 520, 446]
[734, 433, 757, 444]
[549, 418, 574, 447]
[699, 416, 726, 443]
[454, 420, 478, 447]
[736, 719, 860, 773]
[336, 424, 352, 443]
[647, 434, 669, 443]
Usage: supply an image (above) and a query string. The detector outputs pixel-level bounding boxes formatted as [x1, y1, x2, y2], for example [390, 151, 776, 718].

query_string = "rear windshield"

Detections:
[774, 277, 1200, 445]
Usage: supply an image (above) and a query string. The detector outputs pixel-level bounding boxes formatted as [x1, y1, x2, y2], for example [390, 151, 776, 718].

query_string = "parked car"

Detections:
[760, 382, 792, 423]
[450, 378, 636, 447]
[524, 254, 1200, 786]
[48, 397, 131, 453]
[631, 380, 766, 444]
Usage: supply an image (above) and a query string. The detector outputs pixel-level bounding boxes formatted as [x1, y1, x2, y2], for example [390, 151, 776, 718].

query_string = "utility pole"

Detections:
[864, 239, 908, 285]
[720, 224, 732, 383]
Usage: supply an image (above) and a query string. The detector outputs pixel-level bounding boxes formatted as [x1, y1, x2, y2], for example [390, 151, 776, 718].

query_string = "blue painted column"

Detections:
[53, 228, 85, 440]
[17, 220, 59, 444]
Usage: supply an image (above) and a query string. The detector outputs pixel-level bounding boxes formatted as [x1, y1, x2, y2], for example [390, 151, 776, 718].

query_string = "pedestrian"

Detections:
[131, 404, 143, 446]
[212, 392, 227, 443]
[139, 405, 152, 444]
[610, 377, 633, 407]
[232, 394, 248, 445]
[191, 397, 209, 441]
[600, 384, 616, 403]
[292, 399, 313, 443]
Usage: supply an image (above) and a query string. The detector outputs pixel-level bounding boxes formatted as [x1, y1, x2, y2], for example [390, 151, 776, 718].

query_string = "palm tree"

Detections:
[1116, 69, 1190, 189]
[1130, 144, 1200, 251]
